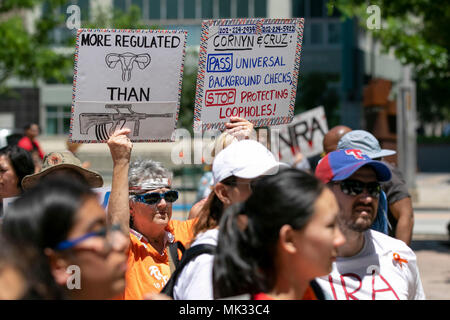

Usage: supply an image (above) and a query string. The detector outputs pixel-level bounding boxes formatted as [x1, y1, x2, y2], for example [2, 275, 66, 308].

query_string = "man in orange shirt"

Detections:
[107, 128, 195, 299]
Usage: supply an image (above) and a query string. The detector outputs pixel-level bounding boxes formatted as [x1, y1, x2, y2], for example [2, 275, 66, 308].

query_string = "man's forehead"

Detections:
[347, 165, 378, 181]
[130, 186, 171, 195]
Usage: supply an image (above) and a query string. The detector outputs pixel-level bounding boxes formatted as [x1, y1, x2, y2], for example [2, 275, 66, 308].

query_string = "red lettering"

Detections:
[205, 89, 236, 107]
[371, 272, 400, 300]
[340, 273, 362, 300]
[206, 91, 214, 106]
[261, 105, 266, 116]
[345, 149, 365, 160]
[328, 275, 338, 300]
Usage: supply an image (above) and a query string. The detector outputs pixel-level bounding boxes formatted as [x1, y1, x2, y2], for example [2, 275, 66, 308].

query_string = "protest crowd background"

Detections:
[0, 0, 449, 301]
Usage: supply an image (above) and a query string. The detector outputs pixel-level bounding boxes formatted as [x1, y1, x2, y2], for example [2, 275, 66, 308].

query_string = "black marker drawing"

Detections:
[105, 53, 151, 81]
[79, 104, 173, 140]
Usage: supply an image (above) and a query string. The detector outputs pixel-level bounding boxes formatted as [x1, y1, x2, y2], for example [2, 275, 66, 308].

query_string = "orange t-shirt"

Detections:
[119, 219, 196, 300]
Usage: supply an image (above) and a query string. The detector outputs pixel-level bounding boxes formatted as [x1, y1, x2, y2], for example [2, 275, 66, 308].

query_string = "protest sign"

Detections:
[70, 29, 187, 142]
[194, 18, 304, 132]
[273, 106, 328, 164]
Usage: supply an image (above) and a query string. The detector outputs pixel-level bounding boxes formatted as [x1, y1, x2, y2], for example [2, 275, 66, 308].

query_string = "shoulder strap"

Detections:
[310, 279, 326, 300]
[168, 241, 186, 272]
[161, 244, 216, 298]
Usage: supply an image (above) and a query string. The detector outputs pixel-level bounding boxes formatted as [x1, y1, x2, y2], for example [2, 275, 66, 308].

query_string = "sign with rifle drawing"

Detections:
[70, 29, 187, 142]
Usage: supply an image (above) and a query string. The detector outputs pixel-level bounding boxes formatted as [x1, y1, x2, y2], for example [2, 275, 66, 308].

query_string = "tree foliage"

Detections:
[328, 0, 450, 123]
[0, 0, 72, 91]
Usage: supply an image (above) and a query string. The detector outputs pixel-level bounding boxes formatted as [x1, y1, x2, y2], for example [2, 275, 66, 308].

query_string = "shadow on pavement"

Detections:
[411, 239, 450, 254]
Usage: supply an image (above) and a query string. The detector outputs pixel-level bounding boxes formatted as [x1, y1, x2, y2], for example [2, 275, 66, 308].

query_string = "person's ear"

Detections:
[44, 248, 70, 287]
[278, 224, 298, 255]
[214, 183, 232, 206]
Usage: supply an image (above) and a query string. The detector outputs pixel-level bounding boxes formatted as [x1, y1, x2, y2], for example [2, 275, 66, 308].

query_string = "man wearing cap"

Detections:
[337, 130, 414, 245]
[315, 150, 425, 300]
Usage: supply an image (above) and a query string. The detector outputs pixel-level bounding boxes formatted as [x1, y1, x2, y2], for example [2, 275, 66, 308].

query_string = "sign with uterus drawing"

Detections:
[70, 29, 187, 142]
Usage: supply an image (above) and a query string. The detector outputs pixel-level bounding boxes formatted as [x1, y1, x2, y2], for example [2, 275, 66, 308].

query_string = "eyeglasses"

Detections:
[55, 224, 124, 254]
[133, 190, 179, 205]
[334, 179, 381, 198]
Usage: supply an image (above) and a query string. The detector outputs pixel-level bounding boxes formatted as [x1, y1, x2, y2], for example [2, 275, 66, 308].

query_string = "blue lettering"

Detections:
[208, 74, 262, 89]
[207, 53, 233, 72]
[235, 56, 285, 69]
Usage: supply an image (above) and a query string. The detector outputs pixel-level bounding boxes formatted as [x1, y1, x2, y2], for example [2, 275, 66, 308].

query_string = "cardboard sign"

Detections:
[70, 29, 187, 143]
[274, 106, 328, 163]
[194, 18, 304, 132]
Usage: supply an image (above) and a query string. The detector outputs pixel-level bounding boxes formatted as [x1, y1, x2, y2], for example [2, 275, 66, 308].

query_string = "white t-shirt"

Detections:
[316, 229, 425, 300]
[173, 228, 218, 300]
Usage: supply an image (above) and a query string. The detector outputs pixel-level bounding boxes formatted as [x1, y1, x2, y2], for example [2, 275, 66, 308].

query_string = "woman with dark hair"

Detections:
[0, 145, 34, 215]
[2, 177, 128, 299]
[213, 168, 346, 300]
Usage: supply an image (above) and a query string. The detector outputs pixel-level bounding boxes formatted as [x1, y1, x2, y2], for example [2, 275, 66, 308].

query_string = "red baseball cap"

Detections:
[315, 149, 391, 183]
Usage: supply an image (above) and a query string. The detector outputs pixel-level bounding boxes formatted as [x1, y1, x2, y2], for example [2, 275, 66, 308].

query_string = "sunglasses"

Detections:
[55, 224, 124, 253]
[335, 179, 381, 198]
[134, 190, 179, 205]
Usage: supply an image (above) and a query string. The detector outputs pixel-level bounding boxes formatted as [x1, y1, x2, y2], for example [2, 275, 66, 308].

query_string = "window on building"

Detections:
[292, 0, 305, 17]
[310, 22, 323, 44]
[46, 106, 71, 135]
[219, 0, 231, 18]
[184, 0, 196, 19]
[77, 0, 90, 20]
[139, 0, 261, 20]
[310, 0, 324, 17]
[149, 0, 161, 19]
[114, 0, 127, 12]
[202, 0, 213, 18]
[328, 22, 341, 44]
[237, 0, 249, 17]
[254, 0, 266, 17]
[167, 0, 178, 19]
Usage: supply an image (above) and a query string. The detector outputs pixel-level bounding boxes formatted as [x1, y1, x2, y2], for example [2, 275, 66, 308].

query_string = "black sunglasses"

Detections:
[134, 190, 179, 205]
[335, 179, 381, 198]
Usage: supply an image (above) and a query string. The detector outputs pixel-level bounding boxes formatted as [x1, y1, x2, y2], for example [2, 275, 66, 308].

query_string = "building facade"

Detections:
[1, 0, 403, 137]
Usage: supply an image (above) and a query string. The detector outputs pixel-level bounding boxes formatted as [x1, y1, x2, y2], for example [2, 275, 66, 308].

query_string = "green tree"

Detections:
[329, 0, 450, 127]
[0, 0, 72, 92]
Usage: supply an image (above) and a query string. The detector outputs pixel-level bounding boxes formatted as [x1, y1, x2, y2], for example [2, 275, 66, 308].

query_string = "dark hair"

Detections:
[0, 145, 35, 190]
[23, 123, 38, 131]
[213, 168, 325, 299]
[3, 176, 95, 249]
[0, 233, 56, 299]
[2, 177, 96, 299]
[192, 175, 237, 239]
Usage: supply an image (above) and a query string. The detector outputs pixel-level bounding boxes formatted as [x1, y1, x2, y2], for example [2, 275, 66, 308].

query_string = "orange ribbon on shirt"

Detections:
[393, 253, 408, 268]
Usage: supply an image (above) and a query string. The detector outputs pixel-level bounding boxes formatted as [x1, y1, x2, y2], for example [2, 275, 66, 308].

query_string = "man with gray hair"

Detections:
[107, 128, 196, 300]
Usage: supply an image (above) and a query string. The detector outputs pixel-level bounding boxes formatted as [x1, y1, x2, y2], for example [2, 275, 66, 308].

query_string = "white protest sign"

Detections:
[273, 106, 328, 164]
[70, 29, 187, 143]
[194, 18, 304, 132]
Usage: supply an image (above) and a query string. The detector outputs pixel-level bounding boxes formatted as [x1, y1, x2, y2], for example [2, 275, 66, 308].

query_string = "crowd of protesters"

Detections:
[0, 119, 426, 300]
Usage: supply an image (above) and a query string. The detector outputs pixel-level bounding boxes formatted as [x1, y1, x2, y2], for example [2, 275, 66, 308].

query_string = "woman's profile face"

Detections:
[62, 196, 128, 299]
[293, 188, 345, 279]
[0, 155, 20, 200]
